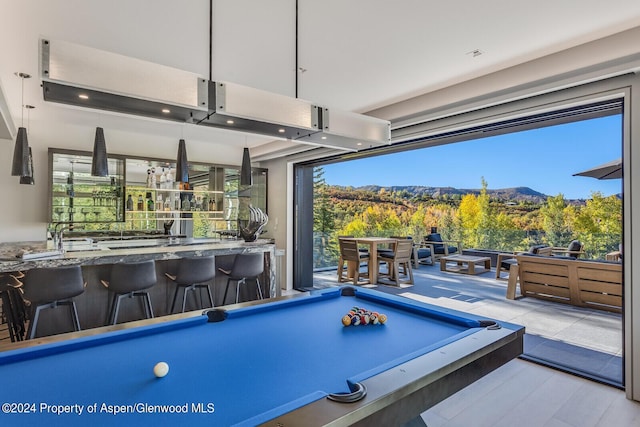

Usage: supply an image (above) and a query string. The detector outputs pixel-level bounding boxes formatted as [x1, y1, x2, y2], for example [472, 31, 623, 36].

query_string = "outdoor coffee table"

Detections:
[440, 254, 491, 275]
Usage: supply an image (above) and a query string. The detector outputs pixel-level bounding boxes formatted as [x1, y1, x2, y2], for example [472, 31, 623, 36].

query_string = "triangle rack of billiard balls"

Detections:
[342, 306, 387, 327]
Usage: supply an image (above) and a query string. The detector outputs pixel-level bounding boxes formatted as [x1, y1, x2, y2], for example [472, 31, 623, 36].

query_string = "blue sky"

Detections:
[323, 115, 622, 200]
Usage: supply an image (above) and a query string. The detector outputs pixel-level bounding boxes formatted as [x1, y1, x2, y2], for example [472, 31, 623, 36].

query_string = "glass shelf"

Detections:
[49, 149, 267, 239]
[49, 150, 125, 226]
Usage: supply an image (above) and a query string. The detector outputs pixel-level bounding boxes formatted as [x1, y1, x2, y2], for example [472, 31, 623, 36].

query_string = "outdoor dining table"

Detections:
[342, 237, 397, 284]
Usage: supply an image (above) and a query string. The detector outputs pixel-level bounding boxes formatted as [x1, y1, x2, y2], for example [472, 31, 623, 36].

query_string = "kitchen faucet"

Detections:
[52, 223, 72, 252]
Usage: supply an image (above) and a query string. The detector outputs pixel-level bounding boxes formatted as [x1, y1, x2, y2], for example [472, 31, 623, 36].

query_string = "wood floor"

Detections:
[421, 358, 640, 427]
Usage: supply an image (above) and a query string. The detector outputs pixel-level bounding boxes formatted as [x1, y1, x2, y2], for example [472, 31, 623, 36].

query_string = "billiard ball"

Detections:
[342, 315, 352, 326]
[378, 314, 387, 324]
[153, 362, 169, 378]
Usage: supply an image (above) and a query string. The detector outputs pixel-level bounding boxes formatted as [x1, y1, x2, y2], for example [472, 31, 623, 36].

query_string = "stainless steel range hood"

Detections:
[40, 38, 390, 150]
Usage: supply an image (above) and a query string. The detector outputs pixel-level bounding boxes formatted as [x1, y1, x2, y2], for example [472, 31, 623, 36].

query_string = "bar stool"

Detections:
[219, 253, 265, 305]
[21, 265, 85, 340]
[0, 272, 27, 342]
[165, 256, 216, 313]
[101, 260, 156, 325]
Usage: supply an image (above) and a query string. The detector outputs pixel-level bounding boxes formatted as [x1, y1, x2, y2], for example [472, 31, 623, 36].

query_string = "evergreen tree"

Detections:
[313, 167, 337, 268]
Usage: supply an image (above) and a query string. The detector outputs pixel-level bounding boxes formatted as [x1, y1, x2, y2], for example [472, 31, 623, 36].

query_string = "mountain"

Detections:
[351, 185, 550, 203]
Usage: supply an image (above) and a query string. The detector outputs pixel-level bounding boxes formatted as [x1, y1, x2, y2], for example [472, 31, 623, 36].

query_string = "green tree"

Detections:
[457, 178, 497, 248]
[573, 192, 622, 258]
[540, 194, 573, 246]
[313, 167, 337, 268]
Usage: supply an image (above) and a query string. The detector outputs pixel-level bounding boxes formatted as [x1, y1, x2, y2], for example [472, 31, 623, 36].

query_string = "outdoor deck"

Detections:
[313, 259, 623, 385]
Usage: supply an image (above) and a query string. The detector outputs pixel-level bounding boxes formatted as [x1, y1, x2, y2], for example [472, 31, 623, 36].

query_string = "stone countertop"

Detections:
[0, 238, 276, 273]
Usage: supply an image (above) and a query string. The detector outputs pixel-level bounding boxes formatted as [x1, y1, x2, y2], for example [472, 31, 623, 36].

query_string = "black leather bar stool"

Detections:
[219, 253, 265, 305]
[101, 261, 156, 325]
[165, 256, 216, 313]
[21, 265, 85, 340]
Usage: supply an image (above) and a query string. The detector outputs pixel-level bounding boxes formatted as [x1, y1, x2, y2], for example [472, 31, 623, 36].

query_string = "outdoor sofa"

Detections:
[506, 254, 622, 313]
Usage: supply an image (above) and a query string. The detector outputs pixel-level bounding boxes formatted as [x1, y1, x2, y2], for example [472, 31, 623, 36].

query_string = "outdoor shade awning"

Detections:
[573, 158, 622, 180]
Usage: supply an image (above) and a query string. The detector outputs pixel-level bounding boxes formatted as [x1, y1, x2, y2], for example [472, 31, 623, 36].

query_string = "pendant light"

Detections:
[176, 139, 188, 183]
[19, 147, 35, 185]
[11, 72, 31, 177]
[240, 147, 252, 186]
[91, 127, 108, 176]
[19, 105, 35, 185]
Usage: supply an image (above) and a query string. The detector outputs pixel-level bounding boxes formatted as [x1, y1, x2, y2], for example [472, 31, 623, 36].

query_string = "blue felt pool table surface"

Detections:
[0, 287, 522, 426]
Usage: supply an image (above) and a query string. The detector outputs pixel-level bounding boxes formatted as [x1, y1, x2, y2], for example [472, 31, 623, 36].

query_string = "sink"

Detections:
[64, 246, 107, 253]
[62, 238, 222, 252]
[62, 242, 105, 252]
[163, 238, 221, 247]
[103, 240, 160, 250]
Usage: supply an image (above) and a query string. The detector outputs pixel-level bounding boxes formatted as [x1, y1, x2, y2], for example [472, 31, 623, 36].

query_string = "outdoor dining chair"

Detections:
[376, 239, 414, 286]
[337, 238, 370, 285]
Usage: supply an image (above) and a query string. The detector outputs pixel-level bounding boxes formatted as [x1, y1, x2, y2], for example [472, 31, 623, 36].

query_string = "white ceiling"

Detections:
[1, 0, 640, 160]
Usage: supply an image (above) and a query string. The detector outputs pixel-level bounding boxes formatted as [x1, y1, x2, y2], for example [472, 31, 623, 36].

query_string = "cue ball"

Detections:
[153, 362, 169, 378]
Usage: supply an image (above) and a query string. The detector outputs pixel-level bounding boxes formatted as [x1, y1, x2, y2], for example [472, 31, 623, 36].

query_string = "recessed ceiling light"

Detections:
[466, 49, 484, 58]
[226, 119, 234, 124]
[321, 136, 327, 140]
[278, 128, 285, 133]
[357, 142, 362, 146]
[78, 94, 89, 99]
[161, 108, 170, 113]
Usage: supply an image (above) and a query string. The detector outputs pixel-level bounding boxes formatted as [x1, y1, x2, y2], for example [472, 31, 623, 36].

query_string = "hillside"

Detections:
[351, 185, 551, 203]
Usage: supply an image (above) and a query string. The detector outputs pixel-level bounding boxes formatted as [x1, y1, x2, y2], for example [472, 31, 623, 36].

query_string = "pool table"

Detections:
[0, 286, 524, 426]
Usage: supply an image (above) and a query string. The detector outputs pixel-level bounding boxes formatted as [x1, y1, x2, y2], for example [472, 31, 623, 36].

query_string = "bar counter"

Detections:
[0, 238, 277, 338]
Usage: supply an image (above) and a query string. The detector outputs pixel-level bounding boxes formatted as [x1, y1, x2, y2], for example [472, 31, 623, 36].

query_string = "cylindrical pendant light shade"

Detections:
[19, 147, 35, 185]
[91, 127, 109, 177]
[11, 127, 30, 176]
[240, 147, 252, 186]
[176, 139, 189, 183]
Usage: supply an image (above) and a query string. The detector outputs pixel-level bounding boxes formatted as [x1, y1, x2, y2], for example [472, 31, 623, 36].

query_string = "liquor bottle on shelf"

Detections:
[146, 192, 154, 211]
[126, 194, 134, 211]
[137, 194, 144, 211]
[156, 193, 163, 211]
[146, 169, 152, 188]
[160, 168, 167, 189]
[174, 197, 180, 211]
[166, 168, 173, 185]
[66, 172, 74, 197]
[182, 195, 190, 211]
[150, 168, 157, 188]
[164, 197, 171, 211]
[195, 196, 202, 211]
[201, 194, 208, 211]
